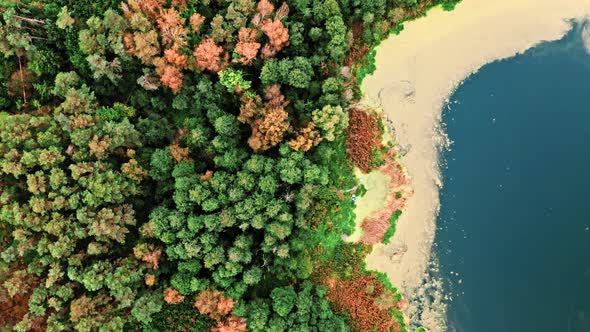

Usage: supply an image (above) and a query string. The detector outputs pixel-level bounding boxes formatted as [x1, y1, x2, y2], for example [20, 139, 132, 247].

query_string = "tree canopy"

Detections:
[0, 0, 461, 330]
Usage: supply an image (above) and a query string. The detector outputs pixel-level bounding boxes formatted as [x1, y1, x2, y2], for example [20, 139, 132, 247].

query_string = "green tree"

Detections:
[312, 105, 349, 141]
[271, 286, 297, 317]
[325, 16, 348, 62]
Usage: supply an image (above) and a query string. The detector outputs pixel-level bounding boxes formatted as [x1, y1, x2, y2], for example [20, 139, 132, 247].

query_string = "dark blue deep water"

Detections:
[436, 24, 590, 332]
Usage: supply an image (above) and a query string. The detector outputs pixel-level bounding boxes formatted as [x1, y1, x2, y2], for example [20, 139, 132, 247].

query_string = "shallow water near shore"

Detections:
[435, 23, 590, 332]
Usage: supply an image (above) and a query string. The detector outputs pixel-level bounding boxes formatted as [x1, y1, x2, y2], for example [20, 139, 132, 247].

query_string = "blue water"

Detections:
[435, 23, 590, 332]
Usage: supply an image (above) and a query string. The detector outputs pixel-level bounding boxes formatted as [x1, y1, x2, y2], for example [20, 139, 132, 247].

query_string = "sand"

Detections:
[361, 0, 590, 329]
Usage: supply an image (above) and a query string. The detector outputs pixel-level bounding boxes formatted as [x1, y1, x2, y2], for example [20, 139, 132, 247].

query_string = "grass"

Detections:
[382, 210, 403, 245]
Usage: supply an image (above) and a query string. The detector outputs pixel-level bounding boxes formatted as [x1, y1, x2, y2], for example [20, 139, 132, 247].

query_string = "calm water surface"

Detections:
[435, 24, 590, 332]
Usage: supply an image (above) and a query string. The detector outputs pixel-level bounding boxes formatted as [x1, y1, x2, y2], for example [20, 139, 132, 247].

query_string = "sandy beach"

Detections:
[362, 0, 590, 329]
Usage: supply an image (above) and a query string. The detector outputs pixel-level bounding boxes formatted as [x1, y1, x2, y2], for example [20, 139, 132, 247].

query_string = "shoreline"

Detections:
[361, 0, 590, 330]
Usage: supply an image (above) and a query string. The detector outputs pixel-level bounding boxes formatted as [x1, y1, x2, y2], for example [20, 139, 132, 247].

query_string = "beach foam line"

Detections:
[362, 0, 590, 330]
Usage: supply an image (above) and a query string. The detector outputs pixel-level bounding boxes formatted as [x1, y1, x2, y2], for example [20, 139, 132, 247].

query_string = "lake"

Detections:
[435, 22, 590, 332]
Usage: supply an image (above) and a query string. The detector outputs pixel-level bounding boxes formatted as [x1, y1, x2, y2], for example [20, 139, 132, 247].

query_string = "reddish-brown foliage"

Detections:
[159, 65, 183, 92]
[189, 13, 205, 31]
[122, 0, 192, 91]
[126, 148, 137, 158]
[123, 32, 134, 51]
[345, 22, 371, 68]
[289, 122, 322, 152]
[121, 158, 148, 182]
[0, 267, 42, 330]
[164, 48, 187, 68]
[194, 290, 218, 316]
[311, 243, 405, 332]
[216, 295, 235, 316]
[162, 24, 189, 49]
[121, 2, 133, 19]
[248, 107, 290, 151]
[260, 18, 289, 57]
[131, 30, 161, 64]
[345, 108, 381, 172]
[169, 143, 191, 162]
[239, 88, 291, 151]
[263, 84, 288, 109]
[360, 211, 391, 245]
[234, 41, 260, 65]
[238, 95, 262, 124]
[120, 0, 294, 95]
[360, 153, 412, 244]
[194, 290, 235, 322]
[239, 27, 258, 42]
[136, 0, 164, 20]
[256, 0, 274, 18]
[164, 287, 185, 304]
[211, 315, 247, 332]
[322, 273, 399, 332]
[1, 293, 33, 328]
[145, 274, 156, 286]
[142, 249, 162, 269]
[133, 244, 162, 269]
[201, 170, 214, 181]
[194, 38, 224, 73]
[156, 6, 181, 28]
[234, 28, 261, 65]
[156, 8, 187, 48]
[171, 0, 187, 7]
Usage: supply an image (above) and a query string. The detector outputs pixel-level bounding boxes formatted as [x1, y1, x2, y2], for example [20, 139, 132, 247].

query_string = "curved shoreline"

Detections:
[361, 0, 590, 329]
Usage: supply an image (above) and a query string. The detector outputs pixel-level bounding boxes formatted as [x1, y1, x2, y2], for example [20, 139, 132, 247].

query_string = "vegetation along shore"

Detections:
[363, 0, 590, 330]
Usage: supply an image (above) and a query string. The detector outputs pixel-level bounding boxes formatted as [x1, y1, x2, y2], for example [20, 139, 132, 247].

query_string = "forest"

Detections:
[0, 0, 458, 331]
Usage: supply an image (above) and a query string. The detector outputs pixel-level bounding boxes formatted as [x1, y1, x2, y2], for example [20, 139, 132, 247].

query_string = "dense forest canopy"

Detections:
[0, 0, 459, 331]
